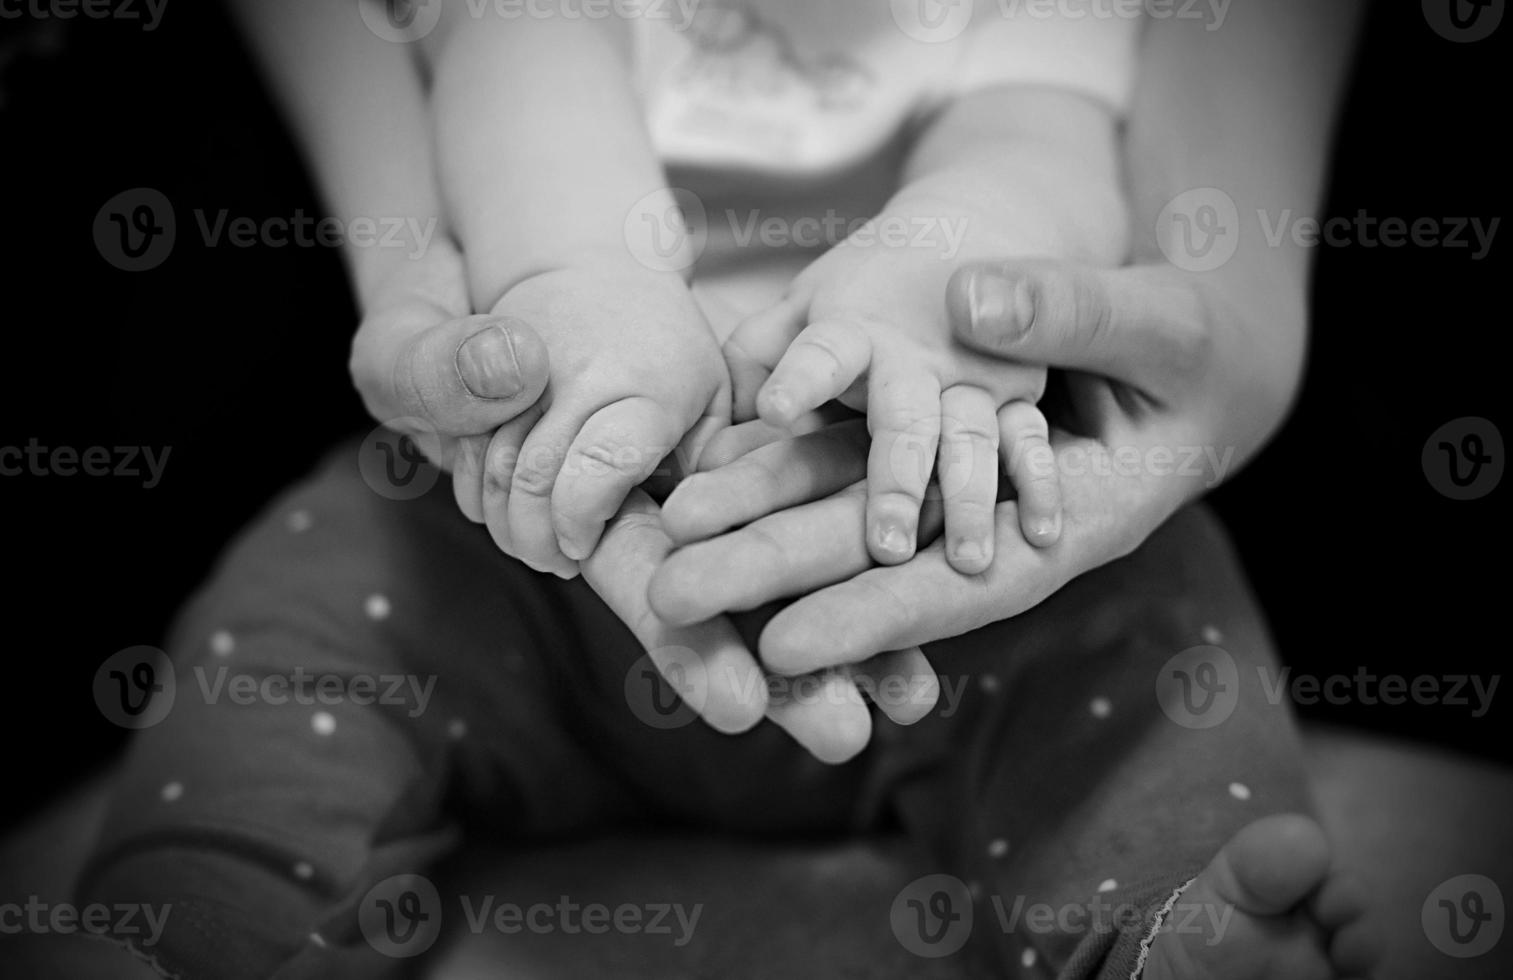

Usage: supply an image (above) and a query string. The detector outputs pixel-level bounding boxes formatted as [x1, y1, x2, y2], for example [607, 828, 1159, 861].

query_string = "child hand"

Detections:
[724, 217, 1061, 576]
[474, 267, 730, 577]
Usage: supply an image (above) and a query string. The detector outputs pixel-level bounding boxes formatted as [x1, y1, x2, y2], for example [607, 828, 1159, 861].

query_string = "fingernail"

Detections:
[875, 521, 913, 560]
[967, 270, 1035, 343]
[457, 324, 524, 399]
[1028, 513, 1062, 544]
[763, 386, 795, 422]
[952, 538, 985, 563]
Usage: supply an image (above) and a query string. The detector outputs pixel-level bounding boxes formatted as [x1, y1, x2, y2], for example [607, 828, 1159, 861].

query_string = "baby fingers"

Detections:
[999, 401, 1062, 547]
[756, 318, 872, 428]
[937, 385, 1000, 574]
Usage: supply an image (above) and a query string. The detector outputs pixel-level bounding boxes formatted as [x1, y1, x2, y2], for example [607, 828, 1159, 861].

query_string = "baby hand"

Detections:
[478, 267, 729, 576]
[725, 222, 1061, 575]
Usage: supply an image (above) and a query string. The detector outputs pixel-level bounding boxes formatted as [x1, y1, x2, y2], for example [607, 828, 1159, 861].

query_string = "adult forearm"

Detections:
[1125, 0, 1363, 423]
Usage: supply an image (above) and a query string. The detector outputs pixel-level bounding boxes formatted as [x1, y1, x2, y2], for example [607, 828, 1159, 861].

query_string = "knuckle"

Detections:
[603, 510, 663, 540]
[870, 403, 940, 439]
[569, 441, 651, 481]
[511, 449, 560, 498]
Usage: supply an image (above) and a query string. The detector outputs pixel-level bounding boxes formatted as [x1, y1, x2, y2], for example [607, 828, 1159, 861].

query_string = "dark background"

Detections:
[0, 0, 1505, 833]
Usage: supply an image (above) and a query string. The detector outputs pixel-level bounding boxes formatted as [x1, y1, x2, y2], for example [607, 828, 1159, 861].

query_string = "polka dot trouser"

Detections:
[77, 440, 1310, 980]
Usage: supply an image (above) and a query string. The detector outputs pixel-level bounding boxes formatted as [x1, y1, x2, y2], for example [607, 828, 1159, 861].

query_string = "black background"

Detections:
[0, 0, 1505, 833]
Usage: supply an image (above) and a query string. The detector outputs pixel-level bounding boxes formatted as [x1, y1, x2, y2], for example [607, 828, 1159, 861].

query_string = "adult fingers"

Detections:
[353, 311, 551, 437]
[947, 261, 1210, 397]
[661, 420, 869, 545]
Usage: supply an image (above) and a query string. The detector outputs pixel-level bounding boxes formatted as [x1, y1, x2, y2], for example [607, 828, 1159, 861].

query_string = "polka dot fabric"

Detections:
[77, 439, 1312, 980]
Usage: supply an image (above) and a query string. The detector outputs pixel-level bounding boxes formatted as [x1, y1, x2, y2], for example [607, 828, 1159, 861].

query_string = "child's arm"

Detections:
[428, 11, 729, 576]
[227, 0, 450, 313]
[899, 86, 1129, 269]
[226, 0, 550, 475]
[428, 9, 693, 310]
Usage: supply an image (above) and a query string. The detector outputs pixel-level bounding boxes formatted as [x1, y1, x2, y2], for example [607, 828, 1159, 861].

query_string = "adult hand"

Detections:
[349, 243, 935, 763]
[652, 258, 1301, 674]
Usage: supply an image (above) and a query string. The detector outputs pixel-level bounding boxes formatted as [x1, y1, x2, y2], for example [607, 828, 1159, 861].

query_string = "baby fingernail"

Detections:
[1029, 514, 1062, 543]
[876, 521, 913, 559]
[952, 538, 985, 563]
[458, 324, 524, 399]
[763, 386, 795, 421]
[967, 270, 1035, 343]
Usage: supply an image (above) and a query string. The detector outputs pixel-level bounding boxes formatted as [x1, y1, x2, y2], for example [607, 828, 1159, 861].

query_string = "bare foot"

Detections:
[1141, 815, 1380, 980]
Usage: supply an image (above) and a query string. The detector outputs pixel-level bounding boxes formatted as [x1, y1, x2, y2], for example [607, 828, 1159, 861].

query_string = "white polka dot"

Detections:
[209, 630, 235, 657]
[988, 838, 1009, 859]
[980, 673, 1001, 694]
[364, 594, 391, 621]
[967, 880, 984, 901]
[1202, 625, 1223, 645]
[293, 861, 314, 881]
[308, 932, 328, 949]
[1020, 947, 1038, 968]
[160, 781, 184, 802]
[311, 711, 337, 736]
[1089, 696, 1112, 719]
[287, 510, 313, 533]
[1097, 878, 1118, 893]
[447, 718, 468, 740]
[1229, 781, 1252, 801]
